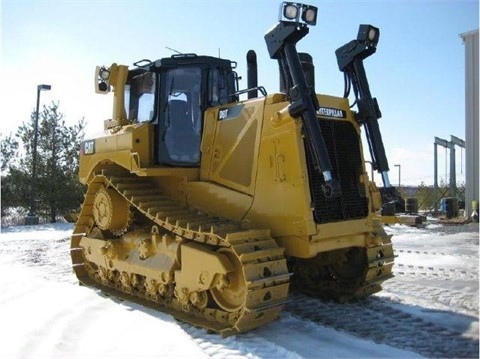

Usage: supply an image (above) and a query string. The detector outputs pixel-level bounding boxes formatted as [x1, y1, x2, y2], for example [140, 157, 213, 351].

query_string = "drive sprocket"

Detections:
[92, 185, 132, 236]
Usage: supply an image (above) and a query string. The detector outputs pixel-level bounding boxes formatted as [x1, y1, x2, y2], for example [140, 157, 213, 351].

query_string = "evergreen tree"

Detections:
[1, 102, 86, 223]
[1, 133, 21, 214]
[0, 133, 19, 172]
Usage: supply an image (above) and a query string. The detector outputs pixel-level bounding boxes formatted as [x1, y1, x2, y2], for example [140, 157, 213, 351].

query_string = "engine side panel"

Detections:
[200, 98, 265, 196]
[244, 95, 316, 238]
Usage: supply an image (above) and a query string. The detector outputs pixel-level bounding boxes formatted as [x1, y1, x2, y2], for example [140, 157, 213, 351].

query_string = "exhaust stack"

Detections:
[246, 50, 258, 99]
[279, 52, 315, 93]
[299, 52, 315, 92]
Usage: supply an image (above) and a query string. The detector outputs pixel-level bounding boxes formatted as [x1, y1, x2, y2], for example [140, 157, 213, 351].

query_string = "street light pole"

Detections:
[394, 164, 401, 188]
[26, 84, 51, 225]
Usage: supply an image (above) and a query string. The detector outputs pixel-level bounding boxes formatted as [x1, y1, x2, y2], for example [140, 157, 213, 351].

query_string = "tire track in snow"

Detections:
[384, 280, 479, 316]
[394, 248, 478, 260]
[2, 235, 75, 283]
[15, 288, 106, 357]
[179, 322, 303, 359]
[286, 293, 479, 359]
[395, 263, 478, 281]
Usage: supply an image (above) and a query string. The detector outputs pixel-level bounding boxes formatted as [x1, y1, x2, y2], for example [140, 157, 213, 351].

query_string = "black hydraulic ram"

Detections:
[335, 25, 392, 188]
[265, 2, 340, 197]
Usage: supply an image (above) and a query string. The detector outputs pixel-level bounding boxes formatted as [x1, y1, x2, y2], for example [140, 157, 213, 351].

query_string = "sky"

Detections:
[1, 0, 478, 186]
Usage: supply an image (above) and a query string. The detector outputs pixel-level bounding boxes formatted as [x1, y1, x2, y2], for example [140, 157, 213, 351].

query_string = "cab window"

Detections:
[125, 71, 156, 122]
[162, 67, 202, 164]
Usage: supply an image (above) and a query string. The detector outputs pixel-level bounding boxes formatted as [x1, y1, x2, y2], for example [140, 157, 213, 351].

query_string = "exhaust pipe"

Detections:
[299, 52, 315, 92]
[246, 50, 258, 99]
[279, 52, 315, 94]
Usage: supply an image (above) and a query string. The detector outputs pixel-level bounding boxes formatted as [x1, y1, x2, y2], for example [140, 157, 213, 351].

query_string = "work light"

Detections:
[99, 67, 110, 80]
[279, 2, 318, 26]
[357, 24, 380, 46]
[95, 65, 111, 93]
[301, 5, 317, 25]
[283, 3, 298, 20]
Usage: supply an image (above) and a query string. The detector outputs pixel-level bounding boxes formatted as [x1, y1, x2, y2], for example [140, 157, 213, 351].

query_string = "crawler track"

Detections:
[71, 171, 290, 336]
[71, 169, 394, 334]
[290, 223, 395, 301]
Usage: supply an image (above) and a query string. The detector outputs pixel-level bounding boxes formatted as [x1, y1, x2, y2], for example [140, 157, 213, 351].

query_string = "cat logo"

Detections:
[83, 140, 95, 155]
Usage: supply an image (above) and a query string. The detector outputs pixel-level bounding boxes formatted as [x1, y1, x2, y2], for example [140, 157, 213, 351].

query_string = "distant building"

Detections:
[460, 29, 479, 218]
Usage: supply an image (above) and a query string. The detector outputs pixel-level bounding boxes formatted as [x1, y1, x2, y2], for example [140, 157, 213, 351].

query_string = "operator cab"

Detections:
[124, 54, 238, 166]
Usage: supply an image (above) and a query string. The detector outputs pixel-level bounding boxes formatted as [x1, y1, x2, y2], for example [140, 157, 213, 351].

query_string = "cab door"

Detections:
[157, 66, 203, 166]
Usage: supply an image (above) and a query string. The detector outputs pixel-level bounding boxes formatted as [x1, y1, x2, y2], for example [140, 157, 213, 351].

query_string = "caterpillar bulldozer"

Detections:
[71, 2, 395, 335]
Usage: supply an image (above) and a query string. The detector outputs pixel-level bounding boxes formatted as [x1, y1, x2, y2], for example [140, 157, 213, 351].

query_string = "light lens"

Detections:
[368, 28, 377, 41]
[99, 68, 110, 80]
[301, 6, 317, 25]
[98, 82, 108, 92]
[284, 4, 298, 20]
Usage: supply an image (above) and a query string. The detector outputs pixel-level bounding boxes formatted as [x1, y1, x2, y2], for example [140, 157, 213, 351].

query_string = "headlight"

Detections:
[357, 24, 380, 46]
[95, 65, 111, 94]
[98, 82, 109, 92]
[301, 5, 317, 25]
[99, 67, 110, 80]
[279, 2, 318, 26]
[283, 3, 298, 20]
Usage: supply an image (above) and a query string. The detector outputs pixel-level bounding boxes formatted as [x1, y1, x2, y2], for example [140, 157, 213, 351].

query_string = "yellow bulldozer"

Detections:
[71, 2, 395, 335]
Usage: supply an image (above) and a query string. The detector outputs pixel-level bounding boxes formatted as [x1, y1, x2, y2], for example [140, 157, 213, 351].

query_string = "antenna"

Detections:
[165, 46, 182, 54]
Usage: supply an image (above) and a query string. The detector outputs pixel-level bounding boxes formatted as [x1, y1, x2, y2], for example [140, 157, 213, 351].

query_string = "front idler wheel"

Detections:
[210, 248, 247, 312]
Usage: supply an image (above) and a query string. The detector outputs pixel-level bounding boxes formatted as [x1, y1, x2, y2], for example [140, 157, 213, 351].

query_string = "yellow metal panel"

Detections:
[203, 98, 264, 195]
[245, 93, 378, 258]
[175, 241, 233, 292]
[187, 181, 252, 222]
[200, 110, 217, 181]
[244, 96, 316, 238]
[277, 232, 367, 258]
[276, 217, 372, 258]
[311, 218, 371, 242]
[79, 123, 154, 183]
[79, 150, 134, 184]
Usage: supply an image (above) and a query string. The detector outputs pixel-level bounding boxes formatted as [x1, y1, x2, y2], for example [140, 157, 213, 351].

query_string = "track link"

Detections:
[289, 219, 394, 301]
[71, 171, 290, 336]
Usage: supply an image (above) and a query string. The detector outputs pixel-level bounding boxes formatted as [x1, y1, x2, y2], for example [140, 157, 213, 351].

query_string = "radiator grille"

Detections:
[305, 119, 368, 224]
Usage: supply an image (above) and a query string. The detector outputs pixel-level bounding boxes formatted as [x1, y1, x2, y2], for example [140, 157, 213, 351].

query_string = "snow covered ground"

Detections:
[0, 221, 478, 358]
